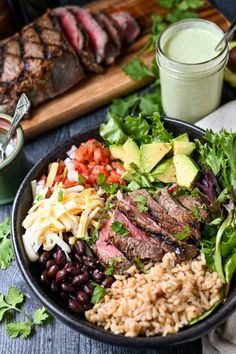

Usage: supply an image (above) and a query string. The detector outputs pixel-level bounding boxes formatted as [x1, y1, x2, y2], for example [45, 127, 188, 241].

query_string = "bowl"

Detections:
[11, 117, 236, 348]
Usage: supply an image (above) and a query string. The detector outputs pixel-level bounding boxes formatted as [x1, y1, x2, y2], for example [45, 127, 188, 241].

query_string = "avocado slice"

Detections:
[224, 41, 236, 87]
[140, 143, 172, 173]
[109, 145, 125, 162]
[152, 157, 177, 183]
[173, 155, 199, 188]
[172, 133, 189, 142]
[173, 141, 196, 156]
[123, 138, 140, 169]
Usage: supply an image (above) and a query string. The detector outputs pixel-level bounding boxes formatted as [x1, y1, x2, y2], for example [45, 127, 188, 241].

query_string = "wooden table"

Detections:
[0, 1, 236, 353]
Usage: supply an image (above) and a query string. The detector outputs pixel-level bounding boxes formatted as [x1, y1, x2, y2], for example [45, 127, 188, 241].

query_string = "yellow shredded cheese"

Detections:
[46, 162, 59, 188]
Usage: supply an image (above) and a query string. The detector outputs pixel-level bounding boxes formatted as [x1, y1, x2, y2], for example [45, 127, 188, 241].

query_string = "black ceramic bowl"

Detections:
[11, 118, 236, 348]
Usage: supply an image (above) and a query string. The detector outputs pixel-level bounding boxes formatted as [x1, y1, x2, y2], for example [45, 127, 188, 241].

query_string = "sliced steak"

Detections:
[54, 8, 102, 72]
[129, 189, 201, 243]
[95, 11, 122, 65]
[69, 6, 108, 64]
[0, 10, 84, 115]
[94, 219, 132, 274]
[109, 209, 164, 261]
[111, 11, 140, 44]
[178, 195, 211, 224]
[155, 187, 200, 231]
[117, 192, 198, 260]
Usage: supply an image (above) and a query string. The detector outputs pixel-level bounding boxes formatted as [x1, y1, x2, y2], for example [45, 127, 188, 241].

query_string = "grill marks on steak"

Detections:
[117, 193, 198, 260]
[109, 209, 164, 261]
[0, 11, 84, 114]
[54, 8, 102, 72]
[69, 6, 108, 64]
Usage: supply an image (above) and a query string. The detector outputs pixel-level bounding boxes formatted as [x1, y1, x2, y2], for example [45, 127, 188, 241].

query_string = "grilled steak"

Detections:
[117, 192, 198, 260]
[54, 8, 102, 72]
[111, 11, 140, 44]
[0, 10, 84, 115]
[129, 189, 201, 244]
[95, 12, 123, 65]
[94, 219, 132, 274]
[69, 6, 108, 64]
[109, 209, 164, 261]
[178, 195, 211, 224]
[155, 187, 200, 233]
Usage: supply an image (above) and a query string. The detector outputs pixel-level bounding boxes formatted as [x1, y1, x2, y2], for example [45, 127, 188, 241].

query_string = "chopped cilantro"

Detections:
[97, 173, 107, 186]
[134, 195, 148, 212]
[133, 257, 150, 274]
[78, 174, 85, 185]
[105, 257, 123, 275]
[90, 281, 105, 304]
[57, 190, 64, 202]
[174, 225, 190, 241]
[110, 221, 129, 237]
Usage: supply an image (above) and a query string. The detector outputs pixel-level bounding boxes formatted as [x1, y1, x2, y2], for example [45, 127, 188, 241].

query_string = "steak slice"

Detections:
[117, 192, 198, 260]
[54, 8, 102, 73]
[129, 189, 201, 244]
[155, 187, 200, 231]
[94, 219, 133, 274]
[95, 12, 122, 65]
[0, 10, 84, 115]
[178, 195, 211, 224]
[111, 11, 140, 44]
[109, 209, 164, 261]
[69, 6, 108, 64]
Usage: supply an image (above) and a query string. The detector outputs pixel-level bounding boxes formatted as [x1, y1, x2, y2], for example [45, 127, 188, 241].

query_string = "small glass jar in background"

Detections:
[156, 19, 229, 123]
[0, 114, 30, 205]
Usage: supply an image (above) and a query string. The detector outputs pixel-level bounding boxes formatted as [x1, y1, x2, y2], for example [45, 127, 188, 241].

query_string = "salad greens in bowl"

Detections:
[11, 112, 236, 347]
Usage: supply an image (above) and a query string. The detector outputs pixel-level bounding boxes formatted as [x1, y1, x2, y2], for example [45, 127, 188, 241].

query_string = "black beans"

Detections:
[68, 299, 84, 314]
[61, 282, 75, 293]
[82, 283, 94, 296]
[56, 269, 67, 283]
[66, 264, 81, 276]
[74, 240, 86, 255]
[51, 280, 60, 293]
[47, 264, 59, 277]
[73, 253, 83, 264]
[71, 271, 89, 286]
[39, 251, 51, 265]
[102, 276, 115, 288]
[40, 270, 50, 286]
[56, 249, 66, 266]
[76, 290, 89, 305]
[92, 269, 104, 284]
[46, 259, 57, 269]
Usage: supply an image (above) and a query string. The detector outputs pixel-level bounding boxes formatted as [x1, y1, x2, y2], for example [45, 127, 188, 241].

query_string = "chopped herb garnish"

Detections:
[110, 221, 129, 237]
[101, 183, 120, 195]
[0, 217, 14, 269]
[97, 173, 107, 186]
[192, 205, 205, 222]
[86, 229, 99, 247]
[90, 281, 105, 304]
[133, 257, 150, 274]
[57, 190, 64, 202]
[105, 257, 123, 275]
[174, 225, 190, 241]
[134, 195, 148, 213]
[78, 174, 84, 185]
[34, 194, 43, 202]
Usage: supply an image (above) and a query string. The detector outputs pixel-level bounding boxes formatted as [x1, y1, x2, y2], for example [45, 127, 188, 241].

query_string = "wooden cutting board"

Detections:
[21, 0, 229, 139]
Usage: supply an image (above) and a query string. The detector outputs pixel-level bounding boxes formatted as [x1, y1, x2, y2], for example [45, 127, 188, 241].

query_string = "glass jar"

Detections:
[156, 19, 228, 123]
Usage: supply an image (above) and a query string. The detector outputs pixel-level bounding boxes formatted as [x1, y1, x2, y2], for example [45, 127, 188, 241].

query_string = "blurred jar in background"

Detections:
[0, 0, 14, 39]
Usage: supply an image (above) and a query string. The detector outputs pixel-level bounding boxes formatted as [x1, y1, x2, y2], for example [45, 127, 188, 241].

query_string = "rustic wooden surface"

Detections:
[21, 0, 229, 140]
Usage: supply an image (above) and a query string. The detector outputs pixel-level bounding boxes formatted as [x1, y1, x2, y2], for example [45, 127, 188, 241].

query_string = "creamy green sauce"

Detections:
[163, 27, 220, 64]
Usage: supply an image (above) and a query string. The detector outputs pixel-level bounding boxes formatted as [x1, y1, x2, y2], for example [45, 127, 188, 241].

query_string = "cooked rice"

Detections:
[85, 253, 223, 337]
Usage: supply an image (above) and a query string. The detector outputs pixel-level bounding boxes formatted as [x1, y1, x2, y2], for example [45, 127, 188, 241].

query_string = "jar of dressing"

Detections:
[156, 19, 228, 123]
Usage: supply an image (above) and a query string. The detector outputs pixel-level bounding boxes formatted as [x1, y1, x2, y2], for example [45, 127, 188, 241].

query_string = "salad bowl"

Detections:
[11, 117, 236, 348]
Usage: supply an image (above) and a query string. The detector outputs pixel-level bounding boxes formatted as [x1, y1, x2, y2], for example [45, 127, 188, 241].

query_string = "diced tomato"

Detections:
[54, 175, 66, 184]
[63, 179, 77, 188]
[57, 160, 65, 175]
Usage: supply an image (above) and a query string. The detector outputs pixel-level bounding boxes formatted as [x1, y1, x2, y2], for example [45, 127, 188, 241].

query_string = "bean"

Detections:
[74, 253, 83, 264]
[102, 276, 115, 288]
[51, 280, 60, 293]
[66, 264, 81, 276]
[56, 269, 67, 283]
[71, 271, 89, 286]
[82, 283, 94, 296]
[74, 240, 86, 255]
[61, 282, 75, 293]
[46, 259, 57, 269]
[76, 290, 89, 305]
[92, 269, 104, 284]
[60, 292, 68, 301]
[64, 261, 73, 269]
[40, 270, 50, 286]
[83, 303, 93, 311]
[56, 249, 66, 266]
[39, 251, 51, 265]
[83, 256, 97, 270]
[48, 264, 59, 278]
[68, 299, 84, 314]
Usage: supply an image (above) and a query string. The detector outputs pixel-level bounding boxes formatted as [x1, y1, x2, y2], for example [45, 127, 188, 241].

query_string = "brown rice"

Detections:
[85, 253, 223, 337]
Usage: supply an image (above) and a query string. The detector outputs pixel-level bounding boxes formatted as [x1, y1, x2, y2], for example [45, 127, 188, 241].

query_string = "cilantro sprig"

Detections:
[134, 195, 148, 213]
[0, 287, 50, 338]
[105, 257, 123, 276]
[0, 217, 14, 269]
[90, 281, 105, 304]
[110, 221, 129, 237]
